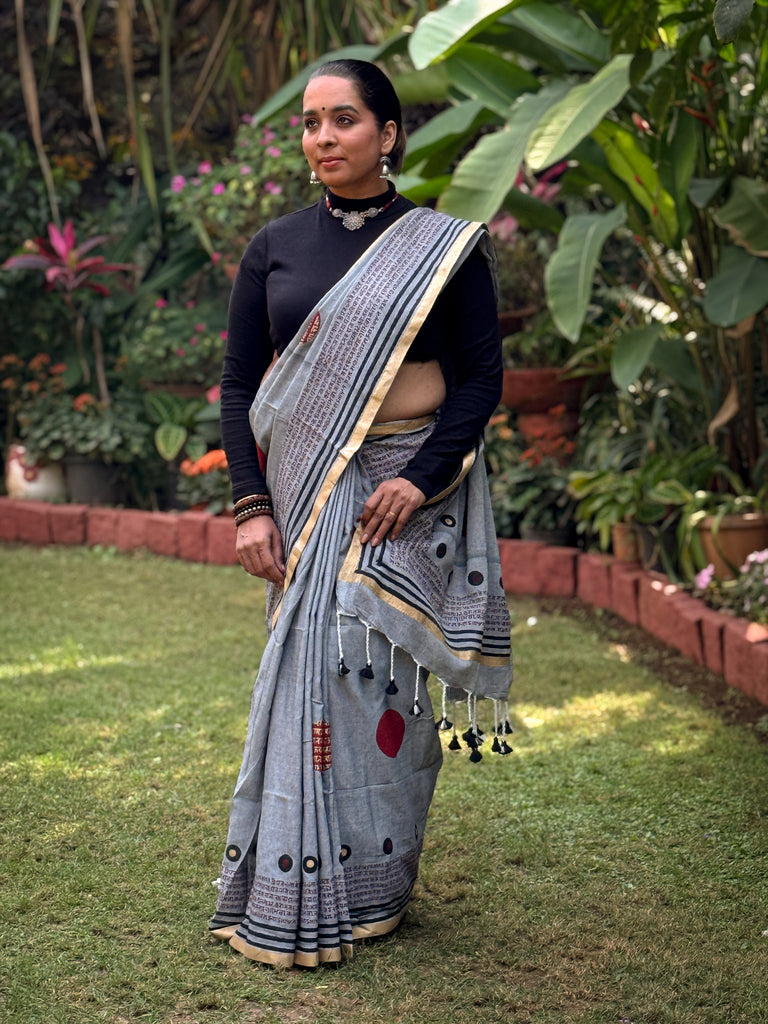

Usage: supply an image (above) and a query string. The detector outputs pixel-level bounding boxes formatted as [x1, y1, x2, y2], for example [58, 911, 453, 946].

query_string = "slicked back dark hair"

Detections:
[307, 59, 406, 172]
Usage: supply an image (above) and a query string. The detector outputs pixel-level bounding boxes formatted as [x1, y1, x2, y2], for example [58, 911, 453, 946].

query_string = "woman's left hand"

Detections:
[359, 476, 426, 547]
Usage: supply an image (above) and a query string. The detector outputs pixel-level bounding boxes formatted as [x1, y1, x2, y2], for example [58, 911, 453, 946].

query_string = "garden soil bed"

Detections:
[537, 595, 768, 738]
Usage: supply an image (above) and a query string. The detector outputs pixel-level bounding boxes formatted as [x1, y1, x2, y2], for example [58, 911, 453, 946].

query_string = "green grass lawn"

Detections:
[2, 544, 768, 1024]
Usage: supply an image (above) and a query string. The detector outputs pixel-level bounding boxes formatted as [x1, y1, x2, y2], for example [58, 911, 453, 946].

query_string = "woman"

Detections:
[209, 59, 512, 968]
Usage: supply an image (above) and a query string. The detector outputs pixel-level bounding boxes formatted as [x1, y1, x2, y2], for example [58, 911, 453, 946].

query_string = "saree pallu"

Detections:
[209, 209, 512, 967]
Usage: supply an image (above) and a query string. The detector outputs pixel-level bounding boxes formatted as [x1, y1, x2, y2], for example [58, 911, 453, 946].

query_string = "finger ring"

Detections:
[385, 510, 397, 519]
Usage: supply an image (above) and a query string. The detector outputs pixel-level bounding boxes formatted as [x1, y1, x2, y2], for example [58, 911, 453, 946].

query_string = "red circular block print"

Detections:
[376, 709, 405, 758]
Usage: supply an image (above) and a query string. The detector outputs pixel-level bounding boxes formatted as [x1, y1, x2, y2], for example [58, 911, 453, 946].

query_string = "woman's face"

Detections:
[301, 75, 396, 199]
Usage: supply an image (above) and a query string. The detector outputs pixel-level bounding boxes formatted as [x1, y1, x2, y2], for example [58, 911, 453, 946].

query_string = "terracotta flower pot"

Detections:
[501, 367, 585, 414]
[698, 512, 768, 579]
[611, 521, 639, 563]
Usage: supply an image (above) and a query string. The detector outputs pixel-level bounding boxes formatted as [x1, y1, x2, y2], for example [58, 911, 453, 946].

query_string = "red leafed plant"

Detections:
[2, 220, 135, 404]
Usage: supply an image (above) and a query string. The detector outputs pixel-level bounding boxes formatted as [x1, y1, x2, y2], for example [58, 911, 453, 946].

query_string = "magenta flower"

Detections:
[176, 347, 185, 357]
[194, 322, 206, 332]
[198, 161, 213, 174]
[241, 114, 253, 125]
[154, 298, 168, 309]
[206, 384, 221, 404]
[212, 183, 226, 196]
[266, 146, 281, 158]
[240, 165, 251, 175]
[189, 336, 198, 346]
[211, 251, 221, 266]
[170, 175, 186, 193]
[695, 564, 715, 590]
[289, 115, 301, 128]
[264, 181, 282, 195]
[219, 330, 227, 340]
[261, 129, 276, 143]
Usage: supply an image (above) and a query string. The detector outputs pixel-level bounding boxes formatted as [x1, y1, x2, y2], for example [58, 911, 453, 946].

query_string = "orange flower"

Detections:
[179, 458, 198, 477]
[28, 353, 51, 371]
[488, 412, 508, 427]
[72, 392, 97, 411]
[195, 448, 228, 474]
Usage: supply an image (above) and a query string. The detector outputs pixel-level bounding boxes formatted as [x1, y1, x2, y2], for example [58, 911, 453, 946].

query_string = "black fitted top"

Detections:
[220, 186, 502, 502]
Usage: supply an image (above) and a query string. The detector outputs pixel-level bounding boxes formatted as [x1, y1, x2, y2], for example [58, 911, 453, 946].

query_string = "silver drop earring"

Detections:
[310, 169, 321, 185]
[379, 155, 393, 181]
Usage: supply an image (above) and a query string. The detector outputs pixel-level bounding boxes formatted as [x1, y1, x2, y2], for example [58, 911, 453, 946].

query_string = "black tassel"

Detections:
[500, 740, 513, 755]
[359, 662, 374, 679]
[448, 735, 461, 751]
[338, 658, 350, 676]
[436, 716, 453, 731]
[385, 678, 398, 695]
[465, 732, 480, 749]
[462, 728, 474, 743]
[504, 720, 514, 735]
[410, 700, 424, 717]
[469, 748, 483, 763]
[491, 735, 501, 753]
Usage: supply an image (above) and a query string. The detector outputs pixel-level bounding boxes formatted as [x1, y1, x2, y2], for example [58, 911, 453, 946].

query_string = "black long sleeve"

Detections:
[220, 191, 501, 502]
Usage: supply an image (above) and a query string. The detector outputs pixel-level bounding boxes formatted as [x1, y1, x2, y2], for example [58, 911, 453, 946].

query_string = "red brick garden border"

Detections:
[3, 497, 767, 707]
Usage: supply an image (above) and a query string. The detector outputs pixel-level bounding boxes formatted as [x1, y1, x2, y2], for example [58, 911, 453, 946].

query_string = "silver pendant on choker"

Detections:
[325, 193, 397, 230]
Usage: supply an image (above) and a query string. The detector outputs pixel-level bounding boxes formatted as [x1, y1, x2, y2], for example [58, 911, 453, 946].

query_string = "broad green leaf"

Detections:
[591, 121, 678, 246]
[398, 174, 453, 202]
[409, 0, 522, 70]
[390, 66, 452, 106]
[499, 189, 565, 233]
[403, 100, 487, 168]
[155, 423, 187, 463]
[503, 3, 610, 68]
[713, 176, 768, 257]
[526, 55, 634, 171]
[545, 203, 627, 341]
[689, 176, 726, 208]
[611, 324, 664, 389]
[714, 0, 755, 41]
[659, 109, 698, 239]
[437, 82, 570, 221]
[144, 390, 184, 426]
[443, 45, 540, 116]
[704, 245, 768, 325]
[652, 337, 702, 393]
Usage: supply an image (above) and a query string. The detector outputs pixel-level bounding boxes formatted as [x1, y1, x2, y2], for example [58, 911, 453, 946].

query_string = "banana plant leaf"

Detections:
[703, 244, 768, 326]
[437, 81, 570, 222]
[408, 0, 522, 70]
[544, 203, 627, 342]
[713, 176, 768, 258]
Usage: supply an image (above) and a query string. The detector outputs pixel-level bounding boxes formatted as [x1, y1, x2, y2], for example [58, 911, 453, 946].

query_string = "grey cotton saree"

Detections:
[209, 208, 512, 966]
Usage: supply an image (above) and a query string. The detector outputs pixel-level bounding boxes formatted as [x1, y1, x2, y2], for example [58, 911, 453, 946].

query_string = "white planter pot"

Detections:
[4, 443, 66, 501]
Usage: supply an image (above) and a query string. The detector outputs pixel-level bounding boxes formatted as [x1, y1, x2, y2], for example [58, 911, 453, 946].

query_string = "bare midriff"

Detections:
[374, 359, 446, 422]
[260, 354, 446, 422]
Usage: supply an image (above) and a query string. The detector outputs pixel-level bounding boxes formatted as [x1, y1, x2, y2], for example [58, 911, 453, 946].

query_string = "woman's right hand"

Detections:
[236, 515, 285, 585]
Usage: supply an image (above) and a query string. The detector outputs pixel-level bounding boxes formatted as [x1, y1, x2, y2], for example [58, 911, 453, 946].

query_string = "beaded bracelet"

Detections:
[234, 506, 274, 526]
[233, 492, 274, 527]
[233, 493, 272, 512]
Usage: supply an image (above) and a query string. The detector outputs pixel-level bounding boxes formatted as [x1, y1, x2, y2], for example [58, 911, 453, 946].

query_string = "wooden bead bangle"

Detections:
[234, 506, 274, 526]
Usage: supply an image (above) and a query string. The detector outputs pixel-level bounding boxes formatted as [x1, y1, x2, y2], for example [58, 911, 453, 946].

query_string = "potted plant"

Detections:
[692, 548, 768, 626]
[677, 487, 768, 581]
[17, 386, 152, 504]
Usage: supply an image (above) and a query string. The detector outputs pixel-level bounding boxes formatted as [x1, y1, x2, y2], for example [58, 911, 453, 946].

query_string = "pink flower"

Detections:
[176, 347, 186, 357]
[240, 165, 251, 175]
[261, 128, 276, 143]
[189, 336, 199, 346]
[170, 175, 186, 193]
[289, 115, 301, 127]
[194, 322, 206, 332]
[219, 330, 227, 340]
[191, 176, 201, 186]
[154, 298, 168, 308]
[241, 114, 253, 125]
[212, 183, 226, 196]
[185, 300, 196, 309]
[211, 251, 222, 266]
[264, 181, 282, 195]
[206, 384, 221, 404]
[695, 564, 715, 590]
[266, 146, 281, 158]
[197, 161, 212, 174]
